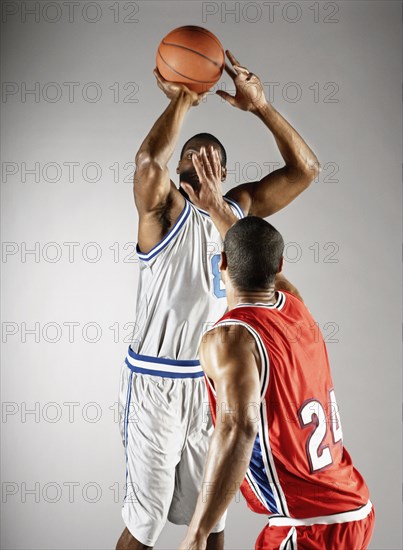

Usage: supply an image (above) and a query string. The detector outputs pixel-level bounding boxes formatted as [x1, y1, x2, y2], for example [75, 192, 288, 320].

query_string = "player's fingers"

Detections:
[155, 79, 165, 94]
[226, 51, 250, 76]
[214, 150, 222, 181]
[224, 62, 237, 80]
[226, 49, 241, 68]
[216, 90, 236, 106]
[215, 149, 222, 179]
[200, 147, 213, 176]
[153, 67, 166, 84]
[233, 65, 249, 76]
[210, 147, 221, 179]
[207, 146, 217, 176]
[192, 152, 206, 181]
[153, 71, 167, 94]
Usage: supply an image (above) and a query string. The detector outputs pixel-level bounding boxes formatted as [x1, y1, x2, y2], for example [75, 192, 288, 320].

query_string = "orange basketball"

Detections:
[156, 26, 225, 94]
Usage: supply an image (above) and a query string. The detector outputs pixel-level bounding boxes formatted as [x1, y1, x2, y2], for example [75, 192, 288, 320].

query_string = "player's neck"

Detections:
[228, 286, 277, 309]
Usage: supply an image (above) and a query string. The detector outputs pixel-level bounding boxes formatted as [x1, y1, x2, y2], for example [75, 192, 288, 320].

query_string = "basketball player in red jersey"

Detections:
[179, 217, 375, 550]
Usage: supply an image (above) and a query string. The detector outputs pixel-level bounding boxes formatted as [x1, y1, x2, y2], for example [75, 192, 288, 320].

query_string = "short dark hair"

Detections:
[224, 217, 284, 290]
[180, 133, 227, 167]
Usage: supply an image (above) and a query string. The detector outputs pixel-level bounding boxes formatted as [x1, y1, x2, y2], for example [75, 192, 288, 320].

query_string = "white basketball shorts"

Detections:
[118, 347, 226, 547]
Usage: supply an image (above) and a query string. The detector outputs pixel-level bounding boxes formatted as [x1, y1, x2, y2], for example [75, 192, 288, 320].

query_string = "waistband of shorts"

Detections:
[125, 347, 204, 378]
[268, 500, 372, 527]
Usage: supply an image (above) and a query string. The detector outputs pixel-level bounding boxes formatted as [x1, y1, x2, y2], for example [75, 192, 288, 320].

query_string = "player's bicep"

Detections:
[251, 166, 312, 217]
[228, 165, 311, 217]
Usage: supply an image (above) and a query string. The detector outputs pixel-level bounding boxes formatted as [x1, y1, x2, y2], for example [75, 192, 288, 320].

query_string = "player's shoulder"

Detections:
[204, 322, 250, 339]
[200, 323, 260, 381]
[202, 324, 234, 347]
[201, 322, 257, 358]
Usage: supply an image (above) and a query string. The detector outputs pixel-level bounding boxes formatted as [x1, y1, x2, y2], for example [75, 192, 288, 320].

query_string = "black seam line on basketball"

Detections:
[161, 41, 223, 69]
[170, 26, 224, 50]
[157, 50, 217, 84]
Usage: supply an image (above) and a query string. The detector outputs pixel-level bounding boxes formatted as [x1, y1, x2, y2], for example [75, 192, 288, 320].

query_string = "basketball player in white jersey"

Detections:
[116, 51, 320, 550]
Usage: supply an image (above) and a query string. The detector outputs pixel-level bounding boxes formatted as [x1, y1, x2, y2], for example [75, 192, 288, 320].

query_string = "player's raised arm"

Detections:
[178, 325, 261, 550]
[134, 70, 205, 253]
[219, 51, 320, 218]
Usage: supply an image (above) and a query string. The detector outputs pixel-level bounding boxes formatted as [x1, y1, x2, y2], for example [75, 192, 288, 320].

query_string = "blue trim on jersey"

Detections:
[136, 200, 191, 261]
[125, 358, 204, 378]
[127, 346, 200, 366]
[195, 206, 209, 217]
[249, 432, 280, 514]
[223, 195, 245, 219]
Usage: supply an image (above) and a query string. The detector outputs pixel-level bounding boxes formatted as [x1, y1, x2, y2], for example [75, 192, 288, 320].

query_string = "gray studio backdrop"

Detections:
[1, 1, 401, 549]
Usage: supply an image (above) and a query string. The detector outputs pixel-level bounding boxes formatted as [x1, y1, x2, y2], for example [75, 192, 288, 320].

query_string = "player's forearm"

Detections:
[135, 92, 193, 169]
[187, 423, 256, 540]
[253, 102, 320, 178]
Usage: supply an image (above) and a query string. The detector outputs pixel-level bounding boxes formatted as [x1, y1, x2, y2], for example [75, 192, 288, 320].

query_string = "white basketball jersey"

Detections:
[130, 197, 244, 360]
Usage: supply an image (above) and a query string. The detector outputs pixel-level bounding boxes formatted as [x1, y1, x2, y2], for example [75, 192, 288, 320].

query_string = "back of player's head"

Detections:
[180, 133, 227, 167]
[224, 217, 284, 290]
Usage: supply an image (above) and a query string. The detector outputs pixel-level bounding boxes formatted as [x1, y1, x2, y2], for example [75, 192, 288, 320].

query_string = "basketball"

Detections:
[156, 26, 225, 94]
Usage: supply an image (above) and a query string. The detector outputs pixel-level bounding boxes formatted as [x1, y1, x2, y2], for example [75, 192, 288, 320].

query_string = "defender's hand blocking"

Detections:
[217, 50, 267, 112]
[181, 146, 224, 212]
[153, 68, 206, 106]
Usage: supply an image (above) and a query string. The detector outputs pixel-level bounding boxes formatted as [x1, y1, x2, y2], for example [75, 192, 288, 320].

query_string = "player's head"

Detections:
[177, 133, 227, 190]
[222, 217, 284, 291]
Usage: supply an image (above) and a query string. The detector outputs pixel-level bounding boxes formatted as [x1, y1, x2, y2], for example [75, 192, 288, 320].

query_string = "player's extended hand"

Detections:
[180, 146, 225, 213]
[153, 68, 206, 106]
[216, 50, 267, 112]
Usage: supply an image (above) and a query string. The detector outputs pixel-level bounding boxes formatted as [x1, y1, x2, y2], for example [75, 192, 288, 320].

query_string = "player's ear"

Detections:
[221, 166, 227, 182]
[176, 161, 180, 174]
[278, 256, 284, 273]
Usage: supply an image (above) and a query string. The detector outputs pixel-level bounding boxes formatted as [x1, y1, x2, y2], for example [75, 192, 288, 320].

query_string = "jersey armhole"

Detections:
[136, 200, 191, 262]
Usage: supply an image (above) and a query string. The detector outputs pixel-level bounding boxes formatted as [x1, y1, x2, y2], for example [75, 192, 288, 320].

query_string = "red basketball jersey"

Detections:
[205, 291, 370, 519]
